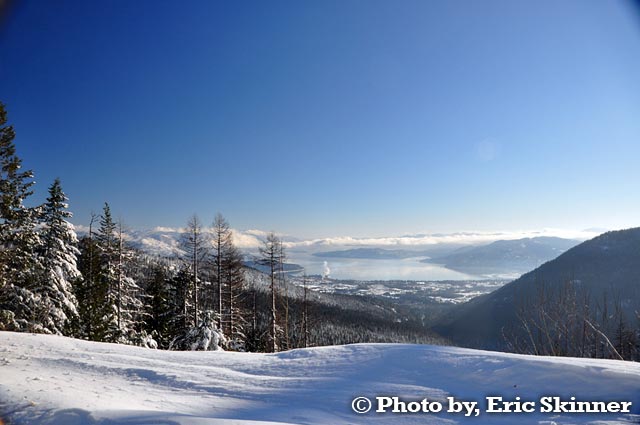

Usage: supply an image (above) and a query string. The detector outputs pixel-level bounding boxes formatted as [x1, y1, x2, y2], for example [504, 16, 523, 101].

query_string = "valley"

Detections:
[288, 274, 508, 305]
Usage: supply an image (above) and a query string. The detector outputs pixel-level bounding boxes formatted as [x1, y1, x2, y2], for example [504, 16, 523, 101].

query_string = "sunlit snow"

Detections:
[1, 332, 639, 424]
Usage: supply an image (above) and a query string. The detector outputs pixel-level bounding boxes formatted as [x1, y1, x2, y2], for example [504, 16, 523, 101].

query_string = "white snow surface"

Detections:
[0, 332, 639, 424]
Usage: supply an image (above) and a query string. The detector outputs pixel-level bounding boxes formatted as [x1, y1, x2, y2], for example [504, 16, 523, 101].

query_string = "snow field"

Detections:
[0, 332, 639, 424]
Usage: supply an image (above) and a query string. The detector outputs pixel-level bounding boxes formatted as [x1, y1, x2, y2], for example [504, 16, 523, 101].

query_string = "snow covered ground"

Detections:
[1, 332, 638, 424]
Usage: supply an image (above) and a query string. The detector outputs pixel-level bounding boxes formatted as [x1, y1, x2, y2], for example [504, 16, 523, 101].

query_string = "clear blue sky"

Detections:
[1, 0, 639, 238]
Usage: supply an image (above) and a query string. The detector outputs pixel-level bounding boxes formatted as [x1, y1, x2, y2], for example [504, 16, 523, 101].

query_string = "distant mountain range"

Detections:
[313, 248, 432, 260]
[312, 237, 580, 278]
[424, 236, 580, 276]
[436, 228, 640, 349]
[79, 227, 595, 282]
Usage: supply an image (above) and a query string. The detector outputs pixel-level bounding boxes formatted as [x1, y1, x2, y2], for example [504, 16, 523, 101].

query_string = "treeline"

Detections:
[0, 102, 307, 352]
[73, 205, 304, 352]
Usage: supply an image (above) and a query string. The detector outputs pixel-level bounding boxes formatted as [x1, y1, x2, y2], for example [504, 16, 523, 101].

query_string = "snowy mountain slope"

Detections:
[74, 227, 269, 258]
[1, 333, 639, 424]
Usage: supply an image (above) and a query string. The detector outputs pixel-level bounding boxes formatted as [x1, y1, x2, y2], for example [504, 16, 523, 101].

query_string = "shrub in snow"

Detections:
[144, 335, 158, 349]
[227, 338, 245, 352]
[169, 312, 227, 351]
[0, 309, 19, 331]
[122, 329, 158, 349]
[138, 331, 158, 349]
[0, 285, 45, 332]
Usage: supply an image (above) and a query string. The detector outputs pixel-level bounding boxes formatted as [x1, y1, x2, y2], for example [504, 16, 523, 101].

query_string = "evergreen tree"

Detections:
[83, 205, 144, 344]
[144, 263, 173, 348]
[75, 214, 110, 340]
[0, 102, 43, 332]
[95, 203, 119, 341]
[167, 265, 193, 338]
[34, 178, 81, 334]
[168, 311, 226, 351]
[96, 203, 118, 295]
[113, 221, 144, 344]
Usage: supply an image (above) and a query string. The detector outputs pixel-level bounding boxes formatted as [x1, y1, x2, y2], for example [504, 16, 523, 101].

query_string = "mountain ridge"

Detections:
[424, 236, 580, 276]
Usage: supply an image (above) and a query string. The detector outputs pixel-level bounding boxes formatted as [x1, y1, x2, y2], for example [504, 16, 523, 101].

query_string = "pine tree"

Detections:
[34, 178, 81, 334]
[113, 221, 144, 343]
[85, 205, 144, 344]
[0, 102, 43, 332]
[167, 265, 193, 337]
[168, 311, 227, 351]
[95, 203, 119, 341]
[75, 214, 110, 340]
[144, 263, 173, 348]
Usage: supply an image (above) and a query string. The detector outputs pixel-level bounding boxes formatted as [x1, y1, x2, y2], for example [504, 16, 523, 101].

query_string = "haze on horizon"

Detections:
[1, 0, 639, 239]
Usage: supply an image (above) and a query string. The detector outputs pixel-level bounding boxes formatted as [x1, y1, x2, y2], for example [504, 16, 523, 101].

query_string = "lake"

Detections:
[286, 252, 479, 281]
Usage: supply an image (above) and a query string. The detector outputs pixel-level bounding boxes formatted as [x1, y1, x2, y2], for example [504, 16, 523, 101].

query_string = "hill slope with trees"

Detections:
[436, 228, 640, 360]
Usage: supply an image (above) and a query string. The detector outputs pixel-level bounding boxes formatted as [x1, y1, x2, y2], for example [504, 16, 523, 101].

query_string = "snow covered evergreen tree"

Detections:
[75, 214, 111, 340]
[144, 263, 174, 348]
[33, 178, 81, 334]
[94, 203, 119, 341]
[168, 311, 226, 351]
[82, 204, 145, 344]
[113, 221, 144, 344]
[0, 102, 43, 332]
[168, 265, 193, 337]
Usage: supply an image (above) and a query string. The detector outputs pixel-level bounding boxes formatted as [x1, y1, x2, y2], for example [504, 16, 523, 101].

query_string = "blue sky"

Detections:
[1, 0, 639, 238]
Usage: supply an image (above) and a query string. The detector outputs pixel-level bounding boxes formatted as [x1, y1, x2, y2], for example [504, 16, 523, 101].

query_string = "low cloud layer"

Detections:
[279, 228, 603, 250]
[73, 223, 606, 257]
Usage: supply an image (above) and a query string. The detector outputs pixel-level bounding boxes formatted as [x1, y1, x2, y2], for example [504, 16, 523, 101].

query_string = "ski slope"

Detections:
[0, 332, 638, 424]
